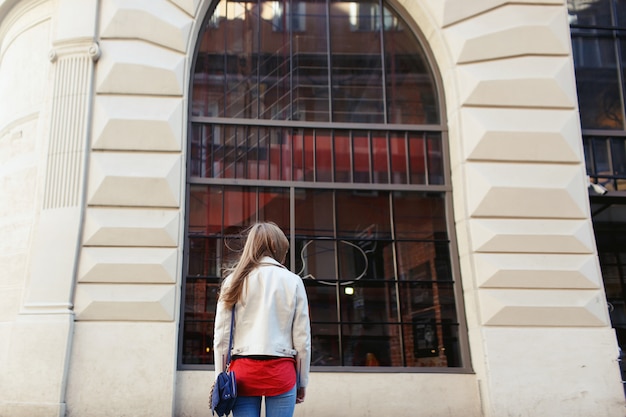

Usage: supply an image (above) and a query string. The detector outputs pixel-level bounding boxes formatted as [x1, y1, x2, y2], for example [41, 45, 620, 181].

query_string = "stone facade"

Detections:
[0, 0, 623, 416]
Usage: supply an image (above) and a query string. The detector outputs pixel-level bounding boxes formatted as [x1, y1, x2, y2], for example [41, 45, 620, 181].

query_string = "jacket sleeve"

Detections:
[213, 278, 233, 377]
[292, 279, 311, 388]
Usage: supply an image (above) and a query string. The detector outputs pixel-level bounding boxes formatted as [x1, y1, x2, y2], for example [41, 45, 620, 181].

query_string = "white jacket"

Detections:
[213, 256, 311, 388]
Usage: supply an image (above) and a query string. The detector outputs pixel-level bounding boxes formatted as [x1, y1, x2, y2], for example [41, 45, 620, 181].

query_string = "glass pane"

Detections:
[185, 280, 220, 317]
[223, 186, 257, 232]
[568, 0, 612, 26]
[336, 190, 392, 239]
[408, 132, 426, 184]
[385, 8, 439, 124]
[306, 281, 339, 322]
[427, 133, 444, 185]
[182, 320, 214, 365]
[296, 239, 338, 282]
[294, 189, 334, 236]
[396, 241, 453, 282]
[340, 280, 398, 322]
[193, 0, 441, 125]
[353, 131, 371, 183]
[188, 185, 223, 234]
[390, 132, 408, 184]
[618, 0, 626, 27]
[188, 237, 220, 277]
[342, 323, 397, 366]
[292, 0, 331, 122]
[316, 130, 333, 182]
[393, 192, 447, 239]
[258, 187, 290, 229]
[330, 0, 385, 123]
[311, 324, 341, 366]
[611, 138, 626, 178]
[334, 131, 351, 182]
[372, 132, 389, 183]
[403, 321, 461, 367]
[572, 35, 623, 129]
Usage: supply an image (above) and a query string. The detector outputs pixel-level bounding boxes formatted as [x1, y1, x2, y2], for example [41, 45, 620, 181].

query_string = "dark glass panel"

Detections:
[390, 132, 408, 184]
[334, 131, 352, 182]
[339, 280, 398, 323]
[258, 0, 292, 120]
[311, 324, 341, 366]
[190, 124, 213, 177]
[290, 128, 304, 181]
[353, 131, 371, 183]
[296, 238, 339, 282]
[188, 185, 223, 234]
[393, 192, 447, 240]
[182, 320, 214, 364]
[258, 187, 290, 230]
[329, 0, 385, 123]
[395, 241, 452, 282]
[185, 280, 220, 317]
[427, 133, 444, 185]
[268, 127, 287, 180]
[402, 321, 461, 367]
[372, 132, 389, 183]
[568, 0, 612, 27]
[335, 190, 392, 239]
[384, 7, 439, 124]
[315, 130, 333, 181]
[303, 129, 315, 181]
[572, 34, 623, 129]
[397, 282, 457, 320]
[188, 237, 221, 277]
[292, 0, 331, 122]
[408, 132, 426, 184]
[294, 189, 334, 237]
[223, 186, 257, 231]
[304, 280, 339, 322]
[618, 0, 626, 27]
[590, 137, 613, 180]
[611, 138, 626, 179]
[342, 324, 398, 366]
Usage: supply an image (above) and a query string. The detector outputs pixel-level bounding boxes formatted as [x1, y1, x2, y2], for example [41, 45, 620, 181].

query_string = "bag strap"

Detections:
[226, 306, 235, 367]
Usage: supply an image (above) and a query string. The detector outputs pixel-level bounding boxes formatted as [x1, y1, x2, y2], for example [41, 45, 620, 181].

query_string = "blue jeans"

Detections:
[232, 385, 296, 417]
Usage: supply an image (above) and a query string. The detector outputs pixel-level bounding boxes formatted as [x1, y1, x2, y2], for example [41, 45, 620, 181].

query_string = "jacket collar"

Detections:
[260, 256, 285, 268]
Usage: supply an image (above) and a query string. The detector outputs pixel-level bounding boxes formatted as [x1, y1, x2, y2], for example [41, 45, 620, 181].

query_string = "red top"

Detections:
[229, 357, 296, 397]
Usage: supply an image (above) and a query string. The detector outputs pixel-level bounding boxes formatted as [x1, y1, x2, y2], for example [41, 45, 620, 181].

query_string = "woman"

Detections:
[213, 222, 311, 417]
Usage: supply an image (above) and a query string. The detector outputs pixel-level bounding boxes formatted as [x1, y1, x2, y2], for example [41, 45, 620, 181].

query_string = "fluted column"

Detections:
[3, 2, 100, 417]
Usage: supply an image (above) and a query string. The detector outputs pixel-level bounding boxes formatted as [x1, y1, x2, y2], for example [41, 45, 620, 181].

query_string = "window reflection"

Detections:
[184, 0, 459, 369]
[192, 0, 439, 124]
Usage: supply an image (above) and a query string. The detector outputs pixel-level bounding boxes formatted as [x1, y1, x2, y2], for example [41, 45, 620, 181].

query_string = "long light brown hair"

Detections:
[219, 222, 289, 308]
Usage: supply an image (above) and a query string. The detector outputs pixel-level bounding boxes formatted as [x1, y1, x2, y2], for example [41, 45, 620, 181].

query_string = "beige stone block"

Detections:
[78, 247, 178, 283]
[66, 322, 176, 417]
[92, 95, 183, 151]
[87, 152, 181, 207]
[83, 207, 179, 246]
[465, 163, 589, 218]
[457, 57, 577, 108]
[426, 0, 563, 28]
[479, 289, 609, 326]
[482, 327, 623, 417]
[101, 0, 192, 52]
[474, 253, 601, 289]
[470, 219, 595, 254]
[74, 284, 176, 321]
[446, 5, 569, 64]
[461, 108, 581, 162]
[168, 0, 200, 17]
[96, 40, 185, 95]
[177, 371, 482, 417]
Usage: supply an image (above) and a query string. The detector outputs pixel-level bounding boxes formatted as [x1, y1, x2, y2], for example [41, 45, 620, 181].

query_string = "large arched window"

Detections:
[181, 0, 469, 369]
